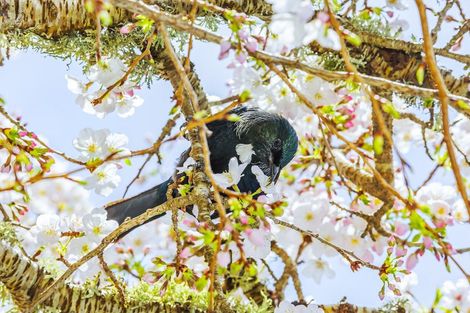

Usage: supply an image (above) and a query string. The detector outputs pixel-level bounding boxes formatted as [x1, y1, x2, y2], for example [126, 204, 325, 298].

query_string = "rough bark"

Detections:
[0, 241, 203, 313]
[0, 0, 129, 36]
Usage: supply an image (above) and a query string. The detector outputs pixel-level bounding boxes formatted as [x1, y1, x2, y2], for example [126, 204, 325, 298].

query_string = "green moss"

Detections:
[0, 222, 21, 247]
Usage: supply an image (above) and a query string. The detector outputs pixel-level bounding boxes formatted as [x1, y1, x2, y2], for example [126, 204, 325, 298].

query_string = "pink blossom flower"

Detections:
[395, 246, 407, 258]
[394, 221, 409, 236]
[245, 39, 258, 53]
[179, 247, 191, 259]
[423, 237, 433, 249]
[317, 11, 329, 23]
[406, 253, 418, 270]
[218, 41, 232, 60]
[217, 251, 230, 267]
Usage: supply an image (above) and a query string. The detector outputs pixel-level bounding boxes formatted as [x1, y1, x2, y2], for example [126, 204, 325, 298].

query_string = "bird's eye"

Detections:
[272, 138, 282, 151]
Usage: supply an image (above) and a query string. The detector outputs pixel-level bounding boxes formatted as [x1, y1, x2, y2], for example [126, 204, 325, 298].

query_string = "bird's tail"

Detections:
[105, 178, 172, 228]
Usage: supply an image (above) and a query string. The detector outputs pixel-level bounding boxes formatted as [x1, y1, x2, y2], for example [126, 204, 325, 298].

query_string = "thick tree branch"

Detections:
[0, 241, 204, 312]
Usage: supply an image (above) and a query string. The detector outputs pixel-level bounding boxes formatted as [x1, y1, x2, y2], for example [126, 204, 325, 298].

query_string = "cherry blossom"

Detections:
[243, 227, 271, 259]
[235, 143, 255, 163]
[441, 279, 470, 311]
[29, 214, 61, 246]
[302, 258, 335, 284]
[213, 157, 248, 189]
[84, 163, 121, 196]
[275, 301, 324, 313]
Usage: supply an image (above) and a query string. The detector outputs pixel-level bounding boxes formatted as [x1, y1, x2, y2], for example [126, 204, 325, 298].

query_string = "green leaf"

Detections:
[124, 158, 132, 166]
[239, 89, 252, 103]
[30, 147, 49, 158]
[346, 33, 362, 47]
[382, 102, 400, 119]
[373, 135, 384, 155]
[416, 64, 425, 86]
[227, 114, 241, 122]
[456, 100, 470, 110]
[195, 276, 208, 291]
[136, 15, 155, 33]
[99, 10, 113, 27]
[272, 206, 284, 217]
[358, 10, 371, 20]
[193, 110, 208, 120]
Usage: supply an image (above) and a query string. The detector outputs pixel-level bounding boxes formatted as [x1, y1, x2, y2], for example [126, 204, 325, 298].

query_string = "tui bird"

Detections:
[105, 107, 298, 233]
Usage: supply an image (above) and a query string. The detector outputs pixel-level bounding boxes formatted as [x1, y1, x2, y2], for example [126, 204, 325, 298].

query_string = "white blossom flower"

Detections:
[251, 165, 275, 194]
[310, 19, 341, 51]
[441, 279, 470, 310]
[104, 132, 129, 156]
[213, 157, 248, 188]
[30, 214, 61, 246]
[65, 58, 144, 118]
[428, 200, 451, 220]
[115, 93, 144, 118]
[177, 157, 196, 174]
[275, 301, 324, 313]
[453, 200, 469, 223]
[73, 128, 110, 160]
[27, 179, 92, 215]
[82, 208, 118, 243]
[266, 0, 316, 50]
[243, 228, 271, 259]
[416, 182, 456, 206]
[236, 143, 255, 163]
[302, 258, 335, 283]
[85, 163, 121, 196]
[394, 119, 421, 153]
[386, 0, 408, 11]
[299, 75, 340, 107]
[186, 255, 208, 275]
[293, 200, 329, 231]
[88, 58, 126, 87]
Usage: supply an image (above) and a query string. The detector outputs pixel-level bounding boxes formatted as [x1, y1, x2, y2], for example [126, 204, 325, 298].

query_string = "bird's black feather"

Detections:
[105, 107, 298, 235]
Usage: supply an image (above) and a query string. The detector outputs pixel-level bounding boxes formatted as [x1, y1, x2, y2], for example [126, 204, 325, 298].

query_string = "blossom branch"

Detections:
[415, 0, 470, 221]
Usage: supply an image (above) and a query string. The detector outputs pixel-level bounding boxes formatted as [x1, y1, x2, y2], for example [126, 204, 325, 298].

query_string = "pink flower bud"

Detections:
[423, 237, 433, 249]
[120, 23, 136, 34]
[218, 41, 232, 60]
[386, 11, 394, 18]
[395, 246, 407, 258]
[317, 11, 330, 23]
[217, 251, 230, 267]
[235, 51, 247, 64]
[394, 221, 409, 236]
[142, 273, 156, 283]
[245, 39, 258, 53]
[237, 29, 248, 41]
[179, 247, 191, 259]
[406, 253, 418, 270]
[19, 131, 28, 137]
[378, 288, 385, 300]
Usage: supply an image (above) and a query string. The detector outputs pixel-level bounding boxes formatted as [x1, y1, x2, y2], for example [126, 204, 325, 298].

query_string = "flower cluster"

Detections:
[73, 128, 129, 196]
[266, 0, 340, 52]
[66, 57, 143, 118]
[26, 207, 117, 281]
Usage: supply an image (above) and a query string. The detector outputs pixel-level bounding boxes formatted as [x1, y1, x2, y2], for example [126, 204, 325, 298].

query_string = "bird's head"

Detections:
[234, 108, 298, 184]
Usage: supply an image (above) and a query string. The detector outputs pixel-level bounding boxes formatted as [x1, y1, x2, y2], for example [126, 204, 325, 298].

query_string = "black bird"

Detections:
[105, 107, 298, 232]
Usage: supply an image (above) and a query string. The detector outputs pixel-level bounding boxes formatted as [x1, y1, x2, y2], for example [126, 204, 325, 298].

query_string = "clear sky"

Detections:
[0, 3, 469, 307]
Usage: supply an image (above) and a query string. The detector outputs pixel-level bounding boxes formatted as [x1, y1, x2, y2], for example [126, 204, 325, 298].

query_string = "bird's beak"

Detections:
[270, 164, 281, 184]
